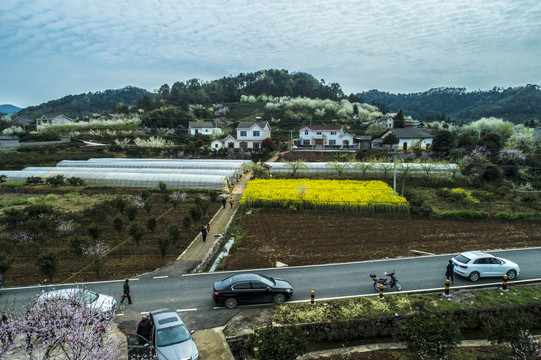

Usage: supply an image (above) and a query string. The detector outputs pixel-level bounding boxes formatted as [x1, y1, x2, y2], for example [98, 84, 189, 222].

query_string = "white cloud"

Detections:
[0, 0, 540, 106]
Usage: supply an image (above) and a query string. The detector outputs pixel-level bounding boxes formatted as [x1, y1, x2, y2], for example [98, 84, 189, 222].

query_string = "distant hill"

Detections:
[17, 86, 152, 119]
[0, 104, 21, 115]
[357, 85, 541, 124]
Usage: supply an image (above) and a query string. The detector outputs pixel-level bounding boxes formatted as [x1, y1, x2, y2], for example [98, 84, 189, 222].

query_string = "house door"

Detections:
[228, 142, 235, 149]
[314, 139, 324, 148]
[403, 142, 407, 150]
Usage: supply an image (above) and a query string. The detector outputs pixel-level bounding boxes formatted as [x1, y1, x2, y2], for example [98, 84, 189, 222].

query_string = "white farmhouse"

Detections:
[188, 121, 222, 136]
[374, 128, 434, 150]
[36, 114, 72, 127]
[211, 121, 271, 150]
[298, 124, 355, 149]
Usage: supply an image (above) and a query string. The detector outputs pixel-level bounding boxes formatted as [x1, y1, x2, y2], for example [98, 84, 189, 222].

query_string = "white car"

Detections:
[37, 288, 117, 315]
[452, 251, 520, 282]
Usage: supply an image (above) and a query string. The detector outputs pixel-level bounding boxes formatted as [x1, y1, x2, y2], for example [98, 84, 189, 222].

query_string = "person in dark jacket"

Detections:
[201, 225, 207, 242]
[121, 278, 132, 304]
[221, 198, 226, 208]
[445, 260, 454, 284]
[137, 315, 152, 344]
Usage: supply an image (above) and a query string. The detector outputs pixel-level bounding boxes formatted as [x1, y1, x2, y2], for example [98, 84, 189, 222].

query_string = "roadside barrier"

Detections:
[311, 290, 315, 304]
[444, 279, 451, 297]
[379, 283, 384, 298]
[502, 275, 508, 291]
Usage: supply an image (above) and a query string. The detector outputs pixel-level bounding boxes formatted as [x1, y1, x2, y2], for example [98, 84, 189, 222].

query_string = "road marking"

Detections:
[184, 246, 541, 277]
[2, 278, 140, 291]
[153, 275, 169, 279]
[116, 313, 124, 316]
[176, 308, 197, 312]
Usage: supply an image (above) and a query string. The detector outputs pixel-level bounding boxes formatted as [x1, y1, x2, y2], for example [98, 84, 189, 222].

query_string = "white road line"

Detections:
[176, 308, 197, 312]
[3, 277, 140, 291]
[116, 313, 124, 316]
[153, 276, 169, 279]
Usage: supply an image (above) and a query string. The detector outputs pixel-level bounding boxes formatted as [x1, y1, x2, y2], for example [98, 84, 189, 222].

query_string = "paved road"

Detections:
[2, 247, 540, 330]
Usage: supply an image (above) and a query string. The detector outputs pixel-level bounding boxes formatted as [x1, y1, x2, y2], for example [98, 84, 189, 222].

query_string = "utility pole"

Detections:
[392, 144, 398, 196]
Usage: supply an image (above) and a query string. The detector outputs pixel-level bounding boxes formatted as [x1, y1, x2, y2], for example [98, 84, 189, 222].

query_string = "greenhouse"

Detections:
[21, 167, 241, 183]
[57, 160, 248, 171]
[0, 170, 231, 191]
[87, 158, 251, 165]
[264, 162, 462, 177]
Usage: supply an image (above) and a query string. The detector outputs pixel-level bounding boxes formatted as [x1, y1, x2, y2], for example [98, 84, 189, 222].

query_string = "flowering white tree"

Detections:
[1, 291, 125, 359]
[505, 126, 537, 154]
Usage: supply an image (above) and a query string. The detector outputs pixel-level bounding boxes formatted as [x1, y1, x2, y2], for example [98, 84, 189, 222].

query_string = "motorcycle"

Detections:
[370, 271, 401, 291]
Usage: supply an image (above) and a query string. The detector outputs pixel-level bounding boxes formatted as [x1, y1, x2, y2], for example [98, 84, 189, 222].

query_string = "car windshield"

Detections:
[156, 324, 190, 347]
[81, 291, 99, 304]
[454, 254, 471, 264]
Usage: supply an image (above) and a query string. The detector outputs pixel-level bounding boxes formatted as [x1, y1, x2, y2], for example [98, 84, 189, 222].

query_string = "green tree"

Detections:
[431, 130, 456, 157]
[189, 205, 203, 223]
[393, 109, 405, 128]
[352, 161, 374, 177]
[382, 132, 399, 145]
[45, 174, 65, 186]
[393, 313, 463, 359]
[283, 160, 308, 178]
[157, 235, 171, 259]
[325, 161, 351, 176]
[126, 205, 138, 221]
[128, 222, 145, 246]
[0, 252, 14, 276]
[36, 251, 59, 280]
[246, 324, 307, 360]
[113, 196, 127, 213]
[113, 215, 123, 232]
[87, 223, 102, 242]
[168, 225, 181, 247]
[487, 310, 539, 360]
[146, 217, 157, 232]
[182, 214, 192, 232]
[68, 236, 89, 257]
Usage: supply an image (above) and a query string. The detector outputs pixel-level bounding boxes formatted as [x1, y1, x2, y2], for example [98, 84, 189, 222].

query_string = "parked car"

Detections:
[37, 288, 116, 315]
[127, 308, 199, 360]
[452, 251, 520, 282]
[213, 272, 293, 309]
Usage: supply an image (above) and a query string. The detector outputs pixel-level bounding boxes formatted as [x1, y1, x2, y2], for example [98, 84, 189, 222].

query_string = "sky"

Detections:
[1, 0, 540, 108]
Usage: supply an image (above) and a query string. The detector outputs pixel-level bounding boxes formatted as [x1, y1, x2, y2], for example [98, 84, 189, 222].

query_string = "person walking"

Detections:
[121, 278, 132, 304]
[201, 225, 207, 242]
[206, 223, 211, 234]
[229, 197, 234, 208]
[221, 198, 226, 208]
[445, 260, 454, 284]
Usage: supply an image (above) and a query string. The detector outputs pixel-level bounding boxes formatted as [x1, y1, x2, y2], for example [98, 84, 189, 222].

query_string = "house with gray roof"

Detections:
[188, 121, 222, 136]
[211, 121, 271, 151]
[373, 128, 434, 150]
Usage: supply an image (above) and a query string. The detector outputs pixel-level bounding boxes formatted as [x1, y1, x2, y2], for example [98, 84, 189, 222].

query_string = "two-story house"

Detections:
[188, 121, 222, 136]
[36, 114, 73, 130]
[211, 121, 271, 150]
[298, 124, 355, 149]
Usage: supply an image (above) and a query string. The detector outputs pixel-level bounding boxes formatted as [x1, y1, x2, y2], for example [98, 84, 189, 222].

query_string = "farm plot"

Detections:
[221, 212, 541, 270]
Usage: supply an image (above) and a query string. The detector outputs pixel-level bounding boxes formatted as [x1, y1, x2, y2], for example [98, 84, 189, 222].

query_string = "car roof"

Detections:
[150, 308, 185, 329]
[225, 273, 263, 282]
[459, 251, 494, 259]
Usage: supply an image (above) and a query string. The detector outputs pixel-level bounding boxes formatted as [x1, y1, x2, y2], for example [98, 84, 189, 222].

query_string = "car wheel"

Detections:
[468, 271, 480, 282]
[225, 297, 238, 309]
[506, 270, 517, 280]
[274, 293, 286, 305]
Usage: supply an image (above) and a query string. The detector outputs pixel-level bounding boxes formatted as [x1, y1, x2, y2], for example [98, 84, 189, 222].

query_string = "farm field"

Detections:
[221, 211, 541, 270]
[0, 188, 220, 286]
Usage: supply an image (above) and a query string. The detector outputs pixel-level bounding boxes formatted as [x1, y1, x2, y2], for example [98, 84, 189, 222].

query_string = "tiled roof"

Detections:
[237, 121, 268, 129]
[387, 128, 434, 138]
[300, 124, 342, 131]
[188, 121, 216, 128]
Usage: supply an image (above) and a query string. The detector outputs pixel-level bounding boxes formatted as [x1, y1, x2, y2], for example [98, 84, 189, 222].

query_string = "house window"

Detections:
[343, 140, 349, 147]
[253, 142, 260, 149]
[304, 130, 308, 135]
[329, 140, 336, 146]
[240, 131, 247, 137]
[214, 143, 219, 148]
[403, 142, 408, 150]
[253, 131, 260, 137]
[303, 140, 310, 146]
[330, 132, 336, 135]
[228, 142, 235, 149]
[316, 132, 322, 135]
[240, 142, 248, 150]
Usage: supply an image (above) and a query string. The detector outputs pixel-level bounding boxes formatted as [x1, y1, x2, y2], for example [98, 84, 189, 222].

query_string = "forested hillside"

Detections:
[358, 85, 541, 125]
[17, 86, 152, 119]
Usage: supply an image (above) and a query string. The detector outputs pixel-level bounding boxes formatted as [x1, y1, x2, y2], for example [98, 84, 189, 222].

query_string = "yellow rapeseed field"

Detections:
[241, 179, 409, 214]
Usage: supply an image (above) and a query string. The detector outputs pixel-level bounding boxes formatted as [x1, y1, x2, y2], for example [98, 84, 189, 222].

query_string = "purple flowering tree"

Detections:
[498, 149, 526, 163]
[214, 106, 229, 117]
[1, 290, 126, 359]
[464, 146, 491, 165]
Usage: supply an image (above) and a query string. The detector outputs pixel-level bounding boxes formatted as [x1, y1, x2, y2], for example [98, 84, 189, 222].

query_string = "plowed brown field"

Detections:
[222, 212, 541, 270]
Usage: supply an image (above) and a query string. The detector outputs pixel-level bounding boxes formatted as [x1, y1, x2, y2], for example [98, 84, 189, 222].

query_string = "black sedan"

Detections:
[213, 273, 293, 309]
